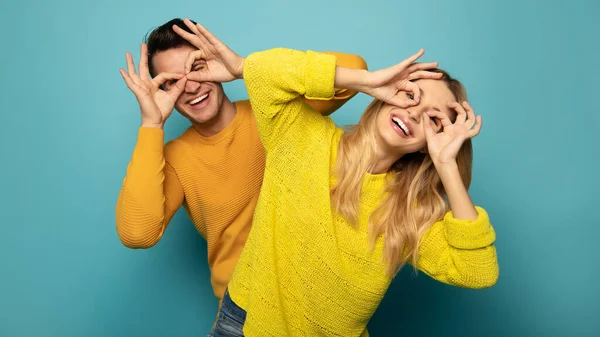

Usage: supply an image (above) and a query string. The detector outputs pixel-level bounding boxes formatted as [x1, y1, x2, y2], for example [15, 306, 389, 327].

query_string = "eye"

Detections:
[405, 92, 414, 100]
[163, 80, 175, 90]
[429, 116, 442, 130]
[193, 61, 207, 71]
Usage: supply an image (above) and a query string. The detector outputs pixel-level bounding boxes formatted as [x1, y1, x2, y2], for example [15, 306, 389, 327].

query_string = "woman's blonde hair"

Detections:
[331, 69, 472, 275]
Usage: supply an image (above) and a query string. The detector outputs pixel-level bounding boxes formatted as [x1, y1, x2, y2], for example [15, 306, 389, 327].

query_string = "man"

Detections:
[116, 18, 367, 306]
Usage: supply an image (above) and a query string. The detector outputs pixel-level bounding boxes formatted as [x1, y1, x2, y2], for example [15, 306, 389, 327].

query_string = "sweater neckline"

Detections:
[361, 172, 388, 196]
[185, 100, 250, 145]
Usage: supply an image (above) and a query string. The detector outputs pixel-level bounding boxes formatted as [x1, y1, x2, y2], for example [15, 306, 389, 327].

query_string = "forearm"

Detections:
[243, 48, 337, 116]
[241, 48, 339, 150]
[334, 66, 370, 93]
[417, 208, 498, 289]
[304, 52, 367, 116]
[436, 162, 478, 220]
[116, 128, 182, 248]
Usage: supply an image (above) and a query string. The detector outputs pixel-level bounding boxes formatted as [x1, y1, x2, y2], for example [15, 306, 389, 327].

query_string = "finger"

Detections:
[119, 68, 135, 88]
[422, 114, 436, 140]
[426, 110, 452, 128]
[183, 19, 212, 47]
[408, 70, 444, 81]
[139, 43, 151, 79]
[401, 81, 421, 103]
[448, 101, 467, 124]
[125, 52, 144, 87]
[185, 70, 211, 83]
[184, 50, 204, 74]
[119, 68, 144, 96]
[468, 115, 483, 138]
[407, 61, 439, 73]
[126, 52, 138, 77]
[185, 18, 214, 49]
[397, 48, 425, 69]
[152, 72, 185, 88]
[390, 98, 417, 108]
[463, 101, 476, 128]
[172, 23, 204, 49]
[183, 18, 202, 36]
[386, 49, 426, 78]
[194, 21, 224, 47]
[169, 76, 188, 98]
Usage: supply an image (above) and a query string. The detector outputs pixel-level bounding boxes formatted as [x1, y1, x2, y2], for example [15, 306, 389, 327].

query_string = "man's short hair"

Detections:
[145, 18, 197, 77]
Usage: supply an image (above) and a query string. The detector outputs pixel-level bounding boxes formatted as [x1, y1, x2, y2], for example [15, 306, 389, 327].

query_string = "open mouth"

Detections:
[189, 92, 209, 106]
[392, 116, 411, 136]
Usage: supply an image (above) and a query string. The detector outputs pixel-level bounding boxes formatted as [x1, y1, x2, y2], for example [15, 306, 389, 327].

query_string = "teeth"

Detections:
[190, 93, 209, 105]
[392, 117, 410, 135]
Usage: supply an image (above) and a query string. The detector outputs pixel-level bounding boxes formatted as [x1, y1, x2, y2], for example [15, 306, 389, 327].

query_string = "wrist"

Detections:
[334, 67, 369, 92]
[433, 160, 459, 179]
[235, 56, 246, 80]
[141, 121, 165, 129]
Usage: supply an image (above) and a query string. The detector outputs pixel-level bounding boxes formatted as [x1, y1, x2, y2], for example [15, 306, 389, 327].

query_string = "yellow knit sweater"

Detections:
[115, 52, 367, 302]
[228, 48, 499, 336]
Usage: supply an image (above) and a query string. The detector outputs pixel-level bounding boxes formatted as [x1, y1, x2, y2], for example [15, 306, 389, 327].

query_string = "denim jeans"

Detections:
[208, 288, 247, 337]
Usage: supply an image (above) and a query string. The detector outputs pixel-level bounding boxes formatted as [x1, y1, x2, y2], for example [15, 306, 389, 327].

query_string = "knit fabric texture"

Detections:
[228, 48, 499, 336]
[115, 51, 367, 302]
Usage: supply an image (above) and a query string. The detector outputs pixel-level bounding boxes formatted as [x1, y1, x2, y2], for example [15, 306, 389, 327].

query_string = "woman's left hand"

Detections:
[424, 101, 482, 166]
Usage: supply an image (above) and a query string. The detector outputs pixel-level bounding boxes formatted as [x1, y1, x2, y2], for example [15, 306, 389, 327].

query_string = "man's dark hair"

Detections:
[144, 18, 197, 77]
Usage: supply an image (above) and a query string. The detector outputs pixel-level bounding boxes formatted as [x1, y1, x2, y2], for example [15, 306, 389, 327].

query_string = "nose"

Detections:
[184, 79, 201, 93]
[407, 105, 431, 123]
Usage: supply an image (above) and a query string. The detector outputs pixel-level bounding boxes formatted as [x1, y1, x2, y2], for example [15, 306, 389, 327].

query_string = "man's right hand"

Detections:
[119, 43, 188, 128]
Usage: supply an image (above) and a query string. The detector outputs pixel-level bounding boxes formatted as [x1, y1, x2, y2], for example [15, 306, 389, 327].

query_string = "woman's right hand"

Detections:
[173, 18, 245, 83]
[360, 49, 442, 108]
[119, 43, 188, 128]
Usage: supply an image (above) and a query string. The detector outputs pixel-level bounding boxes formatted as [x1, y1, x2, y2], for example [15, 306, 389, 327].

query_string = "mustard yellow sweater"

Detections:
[115, 52, 367, 302]
[228, 48, 499, 336]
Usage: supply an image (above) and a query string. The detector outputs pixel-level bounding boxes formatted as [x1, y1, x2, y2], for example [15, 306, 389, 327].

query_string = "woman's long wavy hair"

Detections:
[331, 69, 472, 276]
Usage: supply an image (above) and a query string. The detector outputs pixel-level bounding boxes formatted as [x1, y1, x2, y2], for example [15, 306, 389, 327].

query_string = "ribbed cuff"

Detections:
[444, 206, 496, 249]
[304, 51, 337, 100]
[136, 127, 165, 154]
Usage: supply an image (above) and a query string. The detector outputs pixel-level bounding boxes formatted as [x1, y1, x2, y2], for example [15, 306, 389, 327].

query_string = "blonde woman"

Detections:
[174, 19, 499, 337]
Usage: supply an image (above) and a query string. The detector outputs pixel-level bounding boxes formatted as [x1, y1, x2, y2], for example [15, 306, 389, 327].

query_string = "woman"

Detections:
[174, 19, 499, 337]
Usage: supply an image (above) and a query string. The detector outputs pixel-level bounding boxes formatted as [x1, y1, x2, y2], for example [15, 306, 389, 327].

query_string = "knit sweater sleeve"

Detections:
[243, 48, 337, 150]
[303, 51, 367, 117]
[115, 127, 184, 248]
[415, 206, 499, 289]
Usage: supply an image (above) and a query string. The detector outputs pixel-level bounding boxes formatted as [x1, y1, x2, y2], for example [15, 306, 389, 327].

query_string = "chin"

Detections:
[175, 106, 216, 124]
[191, 112, 219, 125]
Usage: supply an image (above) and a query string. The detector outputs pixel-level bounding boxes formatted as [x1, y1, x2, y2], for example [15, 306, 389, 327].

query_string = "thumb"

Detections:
[185, 70, 211, 83]
[384, 95, 416, 108]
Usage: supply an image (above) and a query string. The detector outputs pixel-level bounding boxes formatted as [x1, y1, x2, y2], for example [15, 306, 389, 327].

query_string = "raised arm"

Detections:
[303, 52, 367, 116]
[416, 97, 497, 288]
[173, 19, 338, 150]
[116, 44, 186, 248]
[172, 19, 442, 149]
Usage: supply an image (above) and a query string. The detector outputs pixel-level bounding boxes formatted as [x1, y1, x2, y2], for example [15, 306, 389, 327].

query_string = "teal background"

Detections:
[1, 0, 598, 336]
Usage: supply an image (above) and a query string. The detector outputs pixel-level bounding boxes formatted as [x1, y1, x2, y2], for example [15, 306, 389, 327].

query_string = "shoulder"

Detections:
[164, 127, 196, 161]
